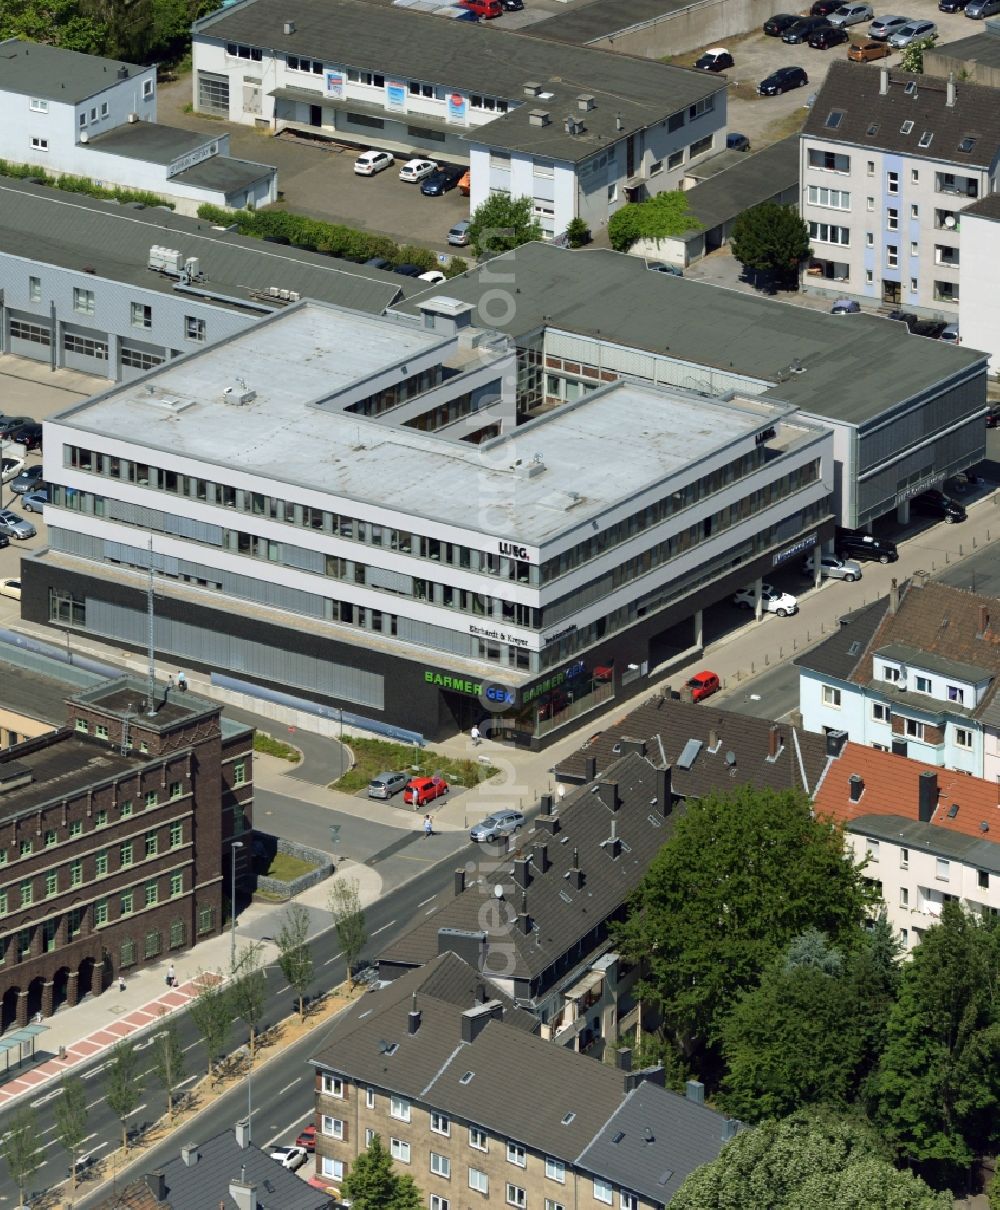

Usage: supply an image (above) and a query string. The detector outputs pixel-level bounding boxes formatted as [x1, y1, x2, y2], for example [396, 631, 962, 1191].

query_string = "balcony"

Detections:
[934, 245, 959, 268]
[935, 173, 978, 199]
[806, 257, 849, 282]
[934, 209, 960, 232]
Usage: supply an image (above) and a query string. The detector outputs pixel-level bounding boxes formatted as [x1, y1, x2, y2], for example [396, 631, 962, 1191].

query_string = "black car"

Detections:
[911, 489, 966, 523]
[836, 530, 899, 563]
[11, 423, 42, 451]
[0, 415, 32, 439]
[938, 0, 968, 10]
[811, 0, 843, 12]
[502, 0, 523, 8]
[420, 166, 464, 196]
[759, 65, 809, 92]
[726, 132, 751, 151]
[763, 12, 799, 33]
[782, 15, 829, 40]
[0, 533, 9, 551]
[364, 256, 391, 270]
[911, 319, 947, 340]
[695, 48, 735, 70]
[10, 465, 44, 495]
[393, 263, 424, 277]
[809, 24, 849, 46]
[885, 309, 918, 330]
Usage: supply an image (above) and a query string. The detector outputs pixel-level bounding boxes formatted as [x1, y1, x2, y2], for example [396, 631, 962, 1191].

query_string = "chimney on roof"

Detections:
[145, 1172, 167, 1203]
[437, 927, 486, 968]
[407, 993, 421, 1035]
[685, 1080, 705, 1105]
[618, 737, 647, 757]
[767, 726, 782, 761]
[584, 756, 597, 780]
[826, 729, 848, 758]
[539, 792, 554, 813]
[517, 892, 531, 934]
[461, 1000, 504, 1043]
[616, 1047, 633, 1072]
[849, 774, 864, 803]
[477, 980, 487, 1003]
[605, 818, 622, 860]
[577, 93, 596, 111]
[616, 112, 624, 131]
[536, 842, 550, 873]
[919, 770, 938, 823]
[523, 81, 542, 96]
[228, 1179, 258, 1210]
[512, 855, 531, 889]
[654, 765, 672, 816]
[889, 577, 899, 615]
[723, 1119, 741, 1142]
[599, 780, 621, 811]
[947, 72, 956, 107]
[528, 109, 551, 128]
[181, 1144, 199, 1167]
[880, 66, 889, 95]
[708, 728, 720, 752]
[979, 605, 990, 638]
[535, 812, 561, 834]
[566, 848, 584, 889]
[235, 1118, 250, 1150]
[282, 20, 296, 34]
[624, 1065, 666, 1093]
[454, 868, 466, 897]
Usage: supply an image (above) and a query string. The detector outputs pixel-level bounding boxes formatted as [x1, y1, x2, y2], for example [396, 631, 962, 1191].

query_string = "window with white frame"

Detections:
[911, 168, 919, 183]
[431, 1112, 450, 1136]
[321, 1157, 344, 1181]
[469, 1126, 487, 1152]
[365, 1086, 375, 1109]
[807, 185, 850, 209]
[545, 1157, 565, 1183]
[911, 203, 919, 218]
[546, 1201, 567, 1210]
[390, 1138, 411, 1163]
[900, 847, 909, 869]
[73, 288, 95, 315]
[131, 302, 152, 329]
[431, 1152, 451, 1178]
[886, 245, 899, 268]
[323, 1074, 344, 1097]
[621, 1195, 638, 1210]
[978, 869, 989, 890]
[887, 208, 899, 230]
[390, 1095, 411, 1122]
[808, 149, 850, 173]
[507, 1185, 527, 1208]
[904, 718, 924, 741]
[143, 79, 153, 98]
[947, 685, 965, 704]
[936, 857, 950, 881]
[431, 1198, 450, 1210]
[914, 675, 931, 693]
[866, 195, 875, 210]
[955, 726, 973, 750]
[822, 685, 841, 708]
[594, 1178, 614, 1204]
[185, 316, 206, 343]
[900, 887, 909, 907]
[872, 702, 891, 724]
[29, 98, 48, 112]
[507, 1141, 526, 1167]
[887, 170, 899, 194]
[900, 927, 909, 946]
[469, 1168, 489, 1194]
[31, 137, 48, 151]
[882, 665, 901, 683]
[322, 1116, 344, 1139]
[79, 112, 87, 128]
[366, 1127, 375, 1146]
[866, 838, 880, 860]
[866, 231, 874, 247]
[809, 221, 850, 246]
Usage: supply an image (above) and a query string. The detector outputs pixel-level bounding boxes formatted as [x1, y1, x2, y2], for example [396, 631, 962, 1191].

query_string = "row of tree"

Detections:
[612, 786, 1000, 1196]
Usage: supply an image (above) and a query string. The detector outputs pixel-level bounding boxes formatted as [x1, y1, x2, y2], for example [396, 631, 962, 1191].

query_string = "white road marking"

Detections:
[278, 1077, 302, 1097]
[370, 920, 395, 937]
[417, 895, 437, 907]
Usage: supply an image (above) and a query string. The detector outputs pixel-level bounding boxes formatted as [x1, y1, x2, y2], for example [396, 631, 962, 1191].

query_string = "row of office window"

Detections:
[25, 278, 206, 342]
[0, 868, 185, 933]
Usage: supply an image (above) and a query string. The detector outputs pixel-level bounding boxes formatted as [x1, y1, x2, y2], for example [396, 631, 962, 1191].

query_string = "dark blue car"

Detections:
[420, 166, 464, 196]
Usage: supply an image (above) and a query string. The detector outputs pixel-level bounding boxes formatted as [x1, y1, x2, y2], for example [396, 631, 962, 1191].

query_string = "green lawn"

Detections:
[265, 851, 318, 881]
[254, 732, 301, 762]
[334, 737, 497, 794]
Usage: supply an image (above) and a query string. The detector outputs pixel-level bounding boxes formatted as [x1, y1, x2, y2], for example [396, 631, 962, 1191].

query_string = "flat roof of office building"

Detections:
[400, 243, 986, 426]
[196, 0, 719, 162]
[53, 300, 796, 546]
[0, 38, 147, 104]
[0, 176, 405, 316]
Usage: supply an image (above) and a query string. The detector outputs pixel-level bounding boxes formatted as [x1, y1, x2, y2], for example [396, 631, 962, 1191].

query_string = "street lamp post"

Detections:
[230, 840, 244, 972]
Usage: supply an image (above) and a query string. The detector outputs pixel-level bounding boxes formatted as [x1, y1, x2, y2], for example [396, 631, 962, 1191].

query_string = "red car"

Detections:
[404, 776, 449, 806]
[295, 1122, 316, 1152]
[686, 670, 720, 702]
[460, 0, 503, 14]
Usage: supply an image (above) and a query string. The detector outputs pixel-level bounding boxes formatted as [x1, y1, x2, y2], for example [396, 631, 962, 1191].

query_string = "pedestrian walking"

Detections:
[118, 974, 126, 993]
[167, 962, 175, 987]
[423, 814, 434, 838]
[176, 671, 188, 692]
[471, 724, 481, 746]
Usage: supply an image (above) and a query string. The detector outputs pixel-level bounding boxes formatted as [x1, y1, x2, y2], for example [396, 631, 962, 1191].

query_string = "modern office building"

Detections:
[308, 952, 734, 1205]
[0, 39, 276, 214]
[402, 244, 989, 531]
[0, 175, 406, 382]
[191, 0, 727, 239]
[0, 675, 253, 1029]
[800, 62, 1000, 315]
[22, 293, 834, 745]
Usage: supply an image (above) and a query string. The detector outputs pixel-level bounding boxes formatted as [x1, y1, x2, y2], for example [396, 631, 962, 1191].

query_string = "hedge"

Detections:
[0, 160, 173, 209]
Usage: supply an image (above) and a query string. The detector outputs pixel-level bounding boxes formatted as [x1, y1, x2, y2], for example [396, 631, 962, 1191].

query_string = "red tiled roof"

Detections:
[814, 742, 1000, 840]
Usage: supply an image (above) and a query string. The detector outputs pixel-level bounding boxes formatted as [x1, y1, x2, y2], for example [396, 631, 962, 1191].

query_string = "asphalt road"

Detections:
[716, 661, 801, 722]
[0, 837, 487, 1207]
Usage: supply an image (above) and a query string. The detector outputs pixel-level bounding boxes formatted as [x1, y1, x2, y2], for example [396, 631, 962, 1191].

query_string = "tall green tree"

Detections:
[230, 942, 268, 1061]
[0, 1105, 42, 1206]
[874, 903, 1000, 1181]
[106, 1040, 142, 1152]
[329, 876, 368, 987]
[340, 1133, 422, 1210]
[607, 190, 702, 252]
[189, 971, 232, 1078]
[277, 902, 315, 1021]
[730, 202, 811, 290]
[152, 1017, 186, 1120]
[672, 1108, 951, 1210]
[612, 786, 871, 1066]
[467, 194, 542, 258]
[53, 1073, 89, 1189]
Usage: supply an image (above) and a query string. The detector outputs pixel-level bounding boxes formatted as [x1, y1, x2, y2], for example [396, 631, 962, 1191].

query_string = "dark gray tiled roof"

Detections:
[678, 136, 799, 241]
[396, 951, 537, 1030]
[197, 0, 720, 163]
[377, 753, 679, 979]
[850, 812, 1000, 874]
[960, 192, 1000, 222]
[793, 597, 888, 681]
[109, 1128, 333, 1209]
[875, 641, 993, 684]
[803, 60, 1000, 169]
[578, 1083, 731, 1204]
[0, 38, 146, 104]
[0, 177, 404, 316]
[400, 244, 985, 426]
[926, 29, 1000, 73]
[555, 695, 830, 795]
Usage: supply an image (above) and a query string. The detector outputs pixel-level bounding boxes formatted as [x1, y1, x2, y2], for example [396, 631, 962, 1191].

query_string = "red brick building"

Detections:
[0, 676, 253, 1029]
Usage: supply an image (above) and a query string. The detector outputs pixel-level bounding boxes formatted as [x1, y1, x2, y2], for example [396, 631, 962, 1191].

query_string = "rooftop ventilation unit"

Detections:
[528, 110, 551, 128]
[283, 20, 296, 34]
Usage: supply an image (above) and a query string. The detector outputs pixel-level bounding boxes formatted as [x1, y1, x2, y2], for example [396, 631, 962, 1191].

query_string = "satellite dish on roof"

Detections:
[725, 751, 736, 766]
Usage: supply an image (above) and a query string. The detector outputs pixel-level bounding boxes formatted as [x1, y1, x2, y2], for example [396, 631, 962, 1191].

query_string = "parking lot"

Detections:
[0, 357, 106, 626]
[673, 0, 984, 149]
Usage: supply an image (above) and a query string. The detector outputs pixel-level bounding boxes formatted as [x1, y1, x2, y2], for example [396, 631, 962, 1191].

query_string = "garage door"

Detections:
[8, 316, 51, 364]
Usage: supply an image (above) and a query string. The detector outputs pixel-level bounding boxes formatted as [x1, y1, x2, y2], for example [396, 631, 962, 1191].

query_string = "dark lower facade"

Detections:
[23, 519, 834, 749]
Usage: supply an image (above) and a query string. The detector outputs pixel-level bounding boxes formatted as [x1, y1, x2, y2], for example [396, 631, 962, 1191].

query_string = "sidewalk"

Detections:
[0, 860, 382, 1108]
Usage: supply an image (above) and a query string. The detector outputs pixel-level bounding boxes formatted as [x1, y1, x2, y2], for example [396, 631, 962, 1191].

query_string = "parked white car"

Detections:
[354, 150, 394, 176]
[802, 553, 863, 582]
[1, 456, 24, 484]
[733, 583, 799, 616]
[399, 158, 438, 183]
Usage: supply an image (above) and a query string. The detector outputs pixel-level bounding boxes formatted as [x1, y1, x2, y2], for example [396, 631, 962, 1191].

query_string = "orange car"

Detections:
[848, 38, 891, 61]
[458, 169, 471, 196]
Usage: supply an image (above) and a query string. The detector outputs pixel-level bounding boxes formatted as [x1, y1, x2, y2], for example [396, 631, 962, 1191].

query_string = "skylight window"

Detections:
[866, 123, 880, 137]
[918, 131, 933, 148]
[959, 136, 977, 153]
[905, 81, 917, 95]
[900, 120, 914, 134]
[460, 1071, 475, 1084]
[562, 1112, 576, 1125]
[825, 109, 845, 130]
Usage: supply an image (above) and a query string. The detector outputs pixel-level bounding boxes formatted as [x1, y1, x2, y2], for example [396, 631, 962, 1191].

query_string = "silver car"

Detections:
[828, 2, 873, 25]
[470, 810, 524, 843]
[0, 508, 35, 540]
[888, 18, 936, 46]
[367, 771, 409, 799]
[869, 13, 910, 37]
[803, 553, 863, 582]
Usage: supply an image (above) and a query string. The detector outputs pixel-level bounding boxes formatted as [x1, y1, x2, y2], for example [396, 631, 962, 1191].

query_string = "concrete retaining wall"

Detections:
[256, 838, 335, 901]
[587, 0, 784, 58]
